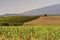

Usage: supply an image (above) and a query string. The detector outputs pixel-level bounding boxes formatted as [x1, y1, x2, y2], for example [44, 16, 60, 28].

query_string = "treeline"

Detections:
[0, 16, 40, 26]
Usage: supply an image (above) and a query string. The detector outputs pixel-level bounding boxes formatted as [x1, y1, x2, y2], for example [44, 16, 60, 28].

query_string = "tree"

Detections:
[44, 14, 47, 16]
[1, 22, 9, 26]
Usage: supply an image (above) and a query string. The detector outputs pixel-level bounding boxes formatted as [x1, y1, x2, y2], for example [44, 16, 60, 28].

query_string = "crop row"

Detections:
[0, 24, 60, 40]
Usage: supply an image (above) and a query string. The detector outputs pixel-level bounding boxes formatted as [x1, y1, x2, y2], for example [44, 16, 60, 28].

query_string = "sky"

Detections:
[0, 0, 60, 15]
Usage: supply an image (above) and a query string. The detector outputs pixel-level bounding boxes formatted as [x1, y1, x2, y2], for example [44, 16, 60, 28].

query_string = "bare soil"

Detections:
[24, 16, 60, 24]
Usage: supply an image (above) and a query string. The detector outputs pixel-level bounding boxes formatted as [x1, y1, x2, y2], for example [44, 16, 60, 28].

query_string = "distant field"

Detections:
[0, 24, 60, 40]
[24, 16, 60, 24]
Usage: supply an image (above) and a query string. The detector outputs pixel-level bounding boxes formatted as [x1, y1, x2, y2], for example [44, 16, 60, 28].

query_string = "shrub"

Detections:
[13, 22, 24, 26]
[0, 16, 40, 26]
[0, 22, 24, 26]
[44, 14, 47, 16]
[0, 22, 9, 26]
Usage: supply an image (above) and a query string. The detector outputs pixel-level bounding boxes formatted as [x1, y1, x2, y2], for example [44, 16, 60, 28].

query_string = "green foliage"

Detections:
[0, 22, 24, 26]
[0, 16, 40, 26]
[0, 22, 9, 26]
[0, 24, 60, 40]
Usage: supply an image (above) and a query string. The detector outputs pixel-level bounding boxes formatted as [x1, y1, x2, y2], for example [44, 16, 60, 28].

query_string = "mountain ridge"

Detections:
[20, 4, 60, 16]
[0, 4, 60, 17]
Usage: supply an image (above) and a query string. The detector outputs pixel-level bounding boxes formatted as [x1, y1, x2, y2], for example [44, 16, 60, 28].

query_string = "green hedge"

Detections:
[0, 16, 40, 26]
[0, 22, 24, 26]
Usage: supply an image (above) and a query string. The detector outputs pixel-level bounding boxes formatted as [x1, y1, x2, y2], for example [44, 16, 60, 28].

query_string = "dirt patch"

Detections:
[24, 16, 60, 25]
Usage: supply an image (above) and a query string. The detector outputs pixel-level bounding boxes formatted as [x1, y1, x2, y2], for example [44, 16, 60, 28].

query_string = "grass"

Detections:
[0, 24, 60, 40]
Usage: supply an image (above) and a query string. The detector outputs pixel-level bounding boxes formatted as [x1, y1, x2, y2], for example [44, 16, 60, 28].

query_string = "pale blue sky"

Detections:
[0, 0, 60, 15]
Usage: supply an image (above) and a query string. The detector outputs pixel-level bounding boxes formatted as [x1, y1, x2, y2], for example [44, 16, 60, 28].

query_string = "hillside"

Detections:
[20, 4, 60, 16]
[24, 16, 60, 24]
[0, 4, 60, 17]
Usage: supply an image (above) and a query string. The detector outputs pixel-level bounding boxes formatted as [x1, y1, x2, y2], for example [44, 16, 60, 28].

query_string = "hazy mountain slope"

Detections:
[0, 14, 21, 17]
[0, 4, 60, 17]
[20, 4, 60, 16]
